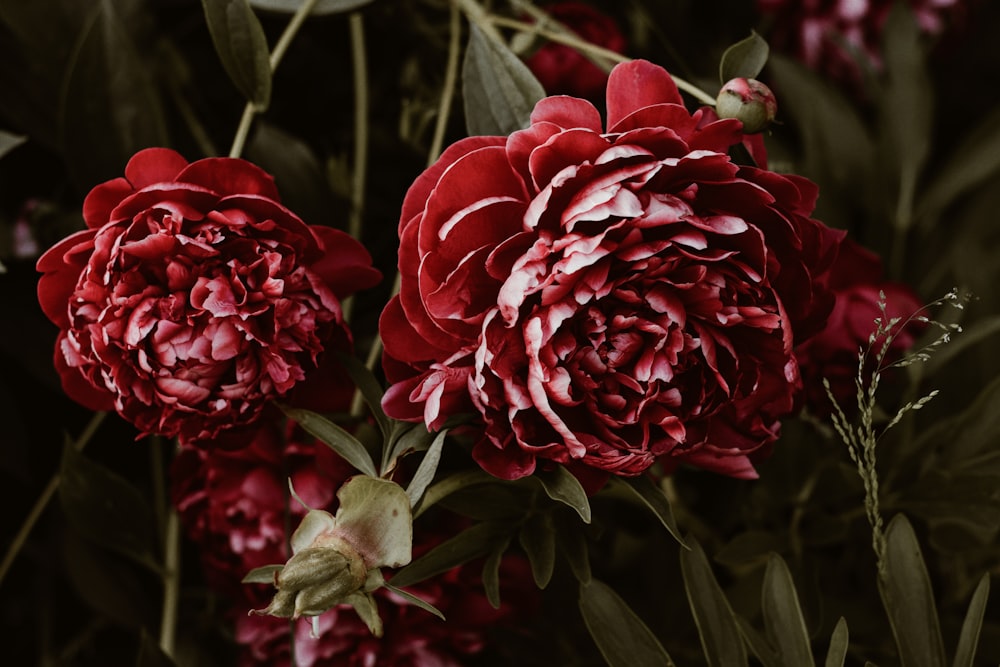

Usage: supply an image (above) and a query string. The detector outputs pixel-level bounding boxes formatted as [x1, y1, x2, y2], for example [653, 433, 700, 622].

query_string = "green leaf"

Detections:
[579, 578, 676, 667]
[201, 0, 271, 109]
[952, 573, 990, 667]
[719, 31, 769, 83]
[383, 421, 435, 478]
[761, 554, 814, 667]
[382, 582, 446, 621]
[604, 476, 686, 547]
[389, 520, 513, 588]
[280, 405, 378, 477]
[878, 514, 947, 667]
[534, 465, 592, 524]
[333, 350, 391, 442]
[59, 0, 169, 190]
[136, 630, 177, 667]
[249, 0, 373, 14]
[241, 564, 283, 584]
[737, 617, 780, 667]
[63, 531, 156, 630]
[59, 441, 158, 570]
[413, 468, 497, 518]
[555, 515, 591, 584]
[0, 130, 26, 159]
[462, 23, 545, 137]
[824, 617, 849, 667]
[679, 536, 748, 667]
[481, 539, 511, 609]
[405, 429, 447, 509]
[343, 590, 383, 637]
[879, 0, 933, 231]
[519, 511, 556, 589]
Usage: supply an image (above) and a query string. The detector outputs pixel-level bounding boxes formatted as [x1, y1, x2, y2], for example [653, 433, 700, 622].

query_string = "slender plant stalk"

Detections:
[456, 0, 718, 106]
[0, 410, 107, 589]
[348, 12, 369, 242]
[229, 0, 322, 158]
[159, 506, 182, 658]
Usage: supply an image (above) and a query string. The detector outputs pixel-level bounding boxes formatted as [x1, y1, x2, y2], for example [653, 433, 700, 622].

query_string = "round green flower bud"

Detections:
[715, 77, 777, 134]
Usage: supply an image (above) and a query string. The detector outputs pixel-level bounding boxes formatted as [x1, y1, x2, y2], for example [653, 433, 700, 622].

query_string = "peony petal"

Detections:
[82, 177, 135, 228]
[605, 60, 682, 130]
[528, 95, 604, 132]
[176, 157, 281, 200]
[123, 147, 190, 189]
[309, 225, 382, 300]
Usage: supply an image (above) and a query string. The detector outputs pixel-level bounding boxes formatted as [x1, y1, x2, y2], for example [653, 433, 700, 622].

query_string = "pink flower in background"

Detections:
[36, 148, 380, 446]
[170, 423, 355, 595]
[794, 236, 924, 415]
[524, 2, 627, 102]
[757, 0, 962, 86]
[381, 60, 844, 481]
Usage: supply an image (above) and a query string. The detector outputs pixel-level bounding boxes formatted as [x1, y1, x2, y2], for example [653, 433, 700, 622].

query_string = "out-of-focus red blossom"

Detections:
[794, 237, 924, 415]
[235, 554, 536, 667]
[36, 147, 380, 446]
[380, 60, 845, 482]
[524, 2, 626, 102]
[170, 422, 356, 596]
[756, 0, 963, 87]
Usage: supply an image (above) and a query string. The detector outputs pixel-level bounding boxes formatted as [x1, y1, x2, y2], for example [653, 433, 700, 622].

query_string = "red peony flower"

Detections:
[794, 236, 924, 415]
[36, 148, 380, 446]
[757, 0, 962, 88]
[524, 2, 627, 102]
[380, 60, 844, 481]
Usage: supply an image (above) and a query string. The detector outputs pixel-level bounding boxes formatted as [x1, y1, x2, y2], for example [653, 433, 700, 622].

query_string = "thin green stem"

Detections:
[348, 12, 369, 242]
[159, 506, 181, 658]
[229, 0, 322, 158]
[0, 410, 107, 589]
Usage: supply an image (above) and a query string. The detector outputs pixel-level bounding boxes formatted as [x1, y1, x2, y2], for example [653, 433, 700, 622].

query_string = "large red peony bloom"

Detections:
[37, 148, 380, 446]
[380, 60, 845, 481]
[794, 236, 924, 415]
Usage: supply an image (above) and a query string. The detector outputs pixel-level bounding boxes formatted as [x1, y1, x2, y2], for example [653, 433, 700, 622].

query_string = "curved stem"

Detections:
[0, 410, 107, 589]
[229, 0, 323, 158]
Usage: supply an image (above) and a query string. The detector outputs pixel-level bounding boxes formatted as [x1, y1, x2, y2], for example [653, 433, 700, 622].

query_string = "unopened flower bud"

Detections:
[255, 540, 367, 620]
[715, 77, 777, 133]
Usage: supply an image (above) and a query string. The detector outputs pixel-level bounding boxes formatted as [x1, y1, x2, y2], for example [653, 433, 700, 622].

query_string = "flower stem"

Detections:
[348, 12, 369, 242]
[159, 506, 181, 658]
[0, 410, 106, 589]
[229, 0, 322, 158]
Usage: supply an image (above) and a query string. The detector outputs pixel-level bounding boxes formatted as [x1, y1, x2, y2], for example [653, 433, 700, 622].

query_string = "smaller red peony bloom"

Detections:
[37, 148, 380, 446]
[381, 59, 845, 481]
[794, 236, 924, 415]
[524, 2, 627, 102]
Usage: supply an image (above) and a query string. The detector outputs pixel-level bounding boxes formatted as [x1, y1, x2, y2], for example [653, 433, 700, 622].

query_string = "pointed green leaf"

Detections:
[579, 578, 676, 667]
[605, 476, 686, 547]
[249, 0, 373, 13]
[555, 515, 591, 584]
[519, 511, 556, 589]
[343, 590, 383, 637]
[824, 617, 849, 667]
[63, 531, 156, 630]
[534, 464, 592, 524]
[59, 0, 169, 190]
[405, 429, 448, 509]
[0, 130, 26, 159]
[382, 582, 446, 621]
[242, 564, 284, 584]
[952, 573, 990, 667]
[280, 405, 378, 477]
[462, 24, 545, 137]
[737, 617, 780, 667]
[761, 554, 814, 667]
[878, 514, 947, 667]
[679, 536, 748, 667]
[879, 1, 932, 231]
[201, 0, 271, 109]
[482, 539, 511, 609]
[383, 421, 435, 478]
[334, 350, 391, 441]
[413, 468, 497, 518]
[389, 520, 513, 588]
[719, 31, 769, 83]
[59, 441, 158, 570]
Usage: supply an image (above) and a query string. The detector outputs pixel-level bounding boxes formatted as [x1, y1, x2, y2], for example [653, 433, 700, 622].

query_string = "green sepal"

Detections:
[719, 31, 769, 84]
